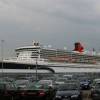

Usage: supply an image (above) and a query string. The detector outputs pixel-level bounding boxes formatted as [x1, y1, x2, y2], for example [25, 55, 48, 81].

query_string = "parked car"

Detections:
[17, 82, 56, 100]
[91, 81, 100, 100]
[80, 80, 91, 90]
[91, 78, 100, 88]
[79, 77, 91, 90]
[0, 81, 17, 100]
[63, 74, 73, 80]
[54, 83, 82, 100]
[38, 79, 55, 88]
[15, 79, 30, 89]
[55, 78, 67, 85]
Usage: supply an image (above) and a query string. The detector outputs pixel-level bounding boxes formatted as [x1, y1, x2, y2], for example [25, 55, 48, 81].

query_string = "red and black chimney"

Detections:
[74, 42, 84, 52]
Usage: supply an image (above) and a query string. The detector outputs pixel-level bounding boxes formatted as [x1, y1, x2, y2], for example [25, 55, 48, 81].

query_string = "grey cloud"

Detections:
[0, 0, 99, 24]
[44, 0, 100, 24]
[0, 0, 100, 57]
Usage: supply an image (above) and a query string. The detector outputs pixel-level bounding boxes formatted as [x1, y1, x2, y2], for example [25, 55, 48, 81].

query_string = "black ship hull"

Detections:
[0, 61, 55, 73]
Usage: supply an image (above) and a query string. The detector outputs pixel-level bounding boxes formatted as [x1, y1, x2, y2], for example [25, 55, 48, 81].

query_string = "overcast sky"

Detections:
[0, 0, 100, 57]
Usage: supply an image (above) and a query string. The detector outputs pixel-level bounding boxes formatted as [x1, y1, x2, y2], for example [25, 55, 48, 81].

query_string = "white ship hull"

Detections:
[0, 59, 100, 74]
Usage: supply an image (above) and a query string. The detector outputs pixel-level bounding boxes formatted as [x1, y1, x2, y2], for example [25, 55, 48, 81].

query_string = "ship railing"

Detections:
[4, 57, 17, 61]
[3, 58, 48, 64]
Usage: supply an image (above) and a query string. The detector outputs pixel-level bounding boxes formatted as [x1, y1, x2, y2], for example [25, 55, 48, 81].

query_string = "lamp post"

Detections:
[1, 40, 4, 77]
[36, 58, 38, 81]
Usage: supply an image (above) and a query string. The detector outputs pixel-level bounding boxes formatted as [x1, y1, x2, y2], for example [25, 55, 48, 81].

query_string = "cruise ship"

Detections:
[0, 40, 100, 74]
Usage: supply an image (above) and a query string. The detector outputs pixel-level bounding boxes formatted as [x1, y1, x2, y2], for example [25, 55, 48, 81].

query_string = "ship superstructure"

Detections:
[15, 41, 100, 64]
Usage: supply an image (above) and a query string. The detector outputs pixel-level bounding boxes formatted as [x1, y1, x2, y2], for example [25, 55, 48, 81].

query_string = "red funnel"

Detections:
[74, 42, 84, 52]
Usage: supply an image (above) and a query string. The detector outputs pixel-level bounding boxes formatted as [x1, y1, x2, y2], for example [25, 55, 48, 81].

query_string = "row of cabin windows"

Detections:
[41, 50, 67, 54]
